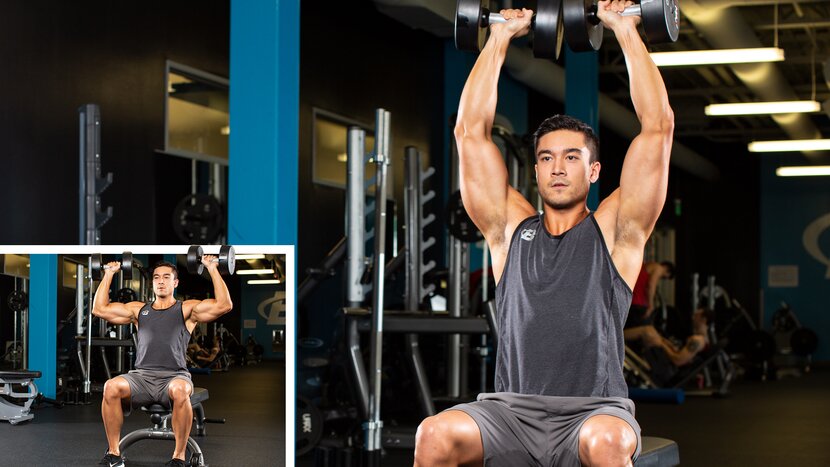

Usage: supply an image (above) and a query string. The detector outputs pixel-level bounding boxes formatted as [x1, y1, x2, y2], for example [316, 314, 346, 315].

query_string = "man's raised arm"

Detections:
[599, 0, 674, 285]
[91, 262, 140, 325]
[188, 255, 234, 323]
[454, 9, 536, 253]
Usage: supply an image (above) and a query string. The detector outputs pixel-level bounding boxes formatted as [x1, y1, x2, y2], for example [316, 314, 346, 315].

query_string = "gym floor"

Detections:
[298, 367, 830, 466]
[0, 361, 285, 467]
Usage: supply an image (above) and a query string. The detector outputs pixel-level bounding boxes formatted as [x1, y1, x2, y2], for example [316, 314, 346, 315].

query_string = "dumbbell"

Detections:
[455, 0, 564, 59]
[563, 0, 679, 52]
[186, 245, 236, 276]
[90, 252, 133, 281]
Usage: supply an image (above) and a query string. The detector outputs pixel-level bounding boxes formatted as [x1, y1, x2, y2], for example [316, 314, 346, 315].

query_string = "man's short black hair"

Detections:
[660, 261, 675, 280]
[533, 115, 600, 163]
[153, 261, 178, 280]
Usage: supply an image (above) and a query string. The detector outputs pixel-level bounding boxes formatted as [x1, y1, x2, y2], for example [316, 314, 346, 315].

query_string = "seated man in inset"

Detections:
[93, 257, 233, 467]
[625, 307, 714, 367]
[188, 336, 221, 368]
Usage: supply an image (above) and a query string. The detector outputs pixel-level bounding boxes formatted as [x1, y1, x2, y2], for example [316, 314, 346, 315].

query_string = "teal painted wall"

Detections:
[760, 154, 830, 360]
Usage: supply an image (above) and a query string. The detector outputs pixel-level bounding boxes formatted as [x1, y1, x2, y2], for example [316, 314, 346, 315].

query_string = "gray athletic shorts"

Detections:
[118, 369, 192, 415]
[450, 392, 641, 467]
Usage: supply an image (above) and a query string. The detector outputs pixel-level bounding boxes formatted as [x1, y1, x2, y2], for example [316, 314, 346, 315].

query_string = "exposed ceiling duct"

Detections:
[373, 0, 720, 180]
[679, 0, 824, 158]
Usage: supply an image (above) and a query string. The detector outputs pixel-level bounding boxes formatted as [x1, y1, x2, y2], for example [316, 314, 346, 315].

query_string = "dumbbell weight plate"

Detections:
[172, 193, 224, 244]
[115, 287, 138, 304]
[296, 396, 323, 457]
[90, 253, 103, 281]
[7, 291, 28, 313]
[219, 245, 236, 275]
[641, 0, 679, 44]
[563, 0, 602, 52]
[790, 327, 818, 357]
[121, 251, 133, 281]
[187, 245, 205, 276]
[532, 0, 564, 59]
[455, 0, 489, 52]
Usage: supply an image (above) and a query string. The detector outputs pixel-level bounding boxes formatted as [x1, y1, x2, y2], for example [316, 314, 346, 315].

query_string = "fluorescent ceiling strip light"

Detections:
[776, 166, 830, 177]
[748, 139, 830, 152]
[235, 268, 275, 275]
[247, 279, 282, 284]
[705, 101, 821, 116]
[650, 47, 784, 67]
[235, 254, 265, 260]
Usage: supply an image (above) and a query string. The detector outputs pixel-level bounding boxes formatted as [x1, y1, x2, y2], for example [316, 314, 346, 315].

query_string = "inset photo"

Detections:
[0, 245, 293, 467]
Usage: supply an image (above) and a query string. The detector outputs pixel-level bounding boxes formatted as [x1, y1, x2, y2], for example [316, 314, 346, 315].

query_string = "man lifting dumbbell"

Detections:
[416, 1, 673, 466]
[92, 251, 234, 467]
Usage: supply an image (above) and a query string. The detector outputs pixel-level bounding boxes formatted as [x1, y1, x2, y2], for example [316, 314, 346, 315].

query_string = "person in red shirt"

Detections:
[625, 261, 674, 331]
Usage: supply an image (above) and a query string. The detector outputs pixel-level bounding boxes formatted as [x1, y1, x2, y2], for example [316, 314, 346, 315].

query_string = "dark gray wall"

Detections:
[0, 1, 229, 244]
[297, 0, 446, 337]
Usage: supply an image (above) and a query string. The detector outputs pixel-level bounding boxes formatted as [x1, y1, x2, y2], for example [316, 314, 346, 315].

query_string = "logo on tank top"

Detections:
[520, 229, 536, 241]
[141, 309, 149, 316]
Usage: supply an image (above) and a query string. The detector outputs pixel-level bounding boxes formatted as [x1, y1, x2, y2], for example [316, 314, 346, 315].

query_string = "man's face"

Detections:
[152, 266, 178, 298]
[534, 130, 600, 210]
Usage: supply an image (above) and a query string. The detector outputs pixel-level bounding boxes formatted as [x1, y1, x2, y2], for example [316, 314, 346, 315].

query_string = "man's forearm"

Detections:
[92, 274, 113, 316]
[616, 27, 672, 130]
[208, 269, 233, 311]
[455, 33, 511, 138]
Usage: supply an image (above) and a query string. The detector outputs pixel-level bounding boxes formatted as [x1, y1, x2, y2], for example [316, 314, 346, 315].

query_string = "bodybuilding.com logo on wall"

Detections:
[803, 212, 830, 279]
[257, 291, 286, 325]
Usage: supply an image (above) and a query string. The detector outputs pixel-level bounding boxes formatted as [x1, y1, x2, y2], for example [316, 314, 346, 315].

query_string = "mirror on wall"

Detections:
[164, 61, 229, 165]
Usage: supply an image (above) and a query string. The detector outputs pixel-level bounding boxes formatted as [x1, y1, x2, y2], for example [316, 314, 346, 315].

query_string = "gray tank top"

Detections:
[494, 213, 632, 397]
[134, 300, 191, 372]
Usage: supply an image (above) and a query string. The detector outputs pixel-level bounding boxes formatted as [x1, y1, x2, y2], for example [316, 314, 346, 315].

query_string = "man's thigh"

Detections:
[121, 370, 191, 408]
[455, 394, 642, 467]
[451, 399, 545, 467]
[426, 409, 484, 466]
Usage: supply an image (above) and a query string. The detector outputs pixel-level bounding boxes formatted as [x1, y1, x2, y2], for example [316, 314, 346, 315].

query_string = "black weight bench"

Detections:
[119, 387, 214, 467]
[0, 370, 41, 425]
[636, 437, 680, 466]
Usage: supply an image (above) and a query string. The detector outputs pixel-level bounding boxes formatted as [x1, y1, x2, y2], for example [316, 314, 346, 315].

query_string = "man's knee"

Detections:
[579, 416, 637, 466]
[103, 377, 130, 400]
[416, 415, 451, 448]
[415, 411, 480, 465]
[168, 379, 193, 405]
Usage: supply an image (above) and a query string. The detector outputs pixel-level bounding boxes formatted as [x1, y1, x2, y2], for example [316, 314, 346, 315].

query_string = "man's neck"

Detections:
[153, 296, 177, 309]
[542, 204, 590, 236]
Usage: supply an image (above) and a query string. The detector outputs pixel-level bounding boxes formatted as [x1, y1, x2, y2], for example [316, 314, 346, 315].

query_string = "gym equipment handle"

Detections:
[588, 4, 641, 25]
[483, 9, 536, 27]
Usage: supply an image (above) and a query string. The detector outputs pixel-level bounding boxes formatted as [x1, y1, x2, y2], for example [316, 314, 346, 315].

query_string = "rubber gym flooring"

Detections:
[0, 361, 285, 467]
[298, 366, 830, 466]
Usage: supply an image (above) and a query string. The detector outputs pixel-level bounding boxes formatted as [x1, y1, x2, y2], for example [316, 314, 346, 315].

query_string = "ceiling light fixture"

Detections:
[236, 268, 275, 275]
[235, 254, 266, 260]
[748, 139, 830, 152]
[705, 101, 821, 116]
[650, 47, 785, 67]
[775, 166, 830, 177]
[247, 279, 282, 284]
